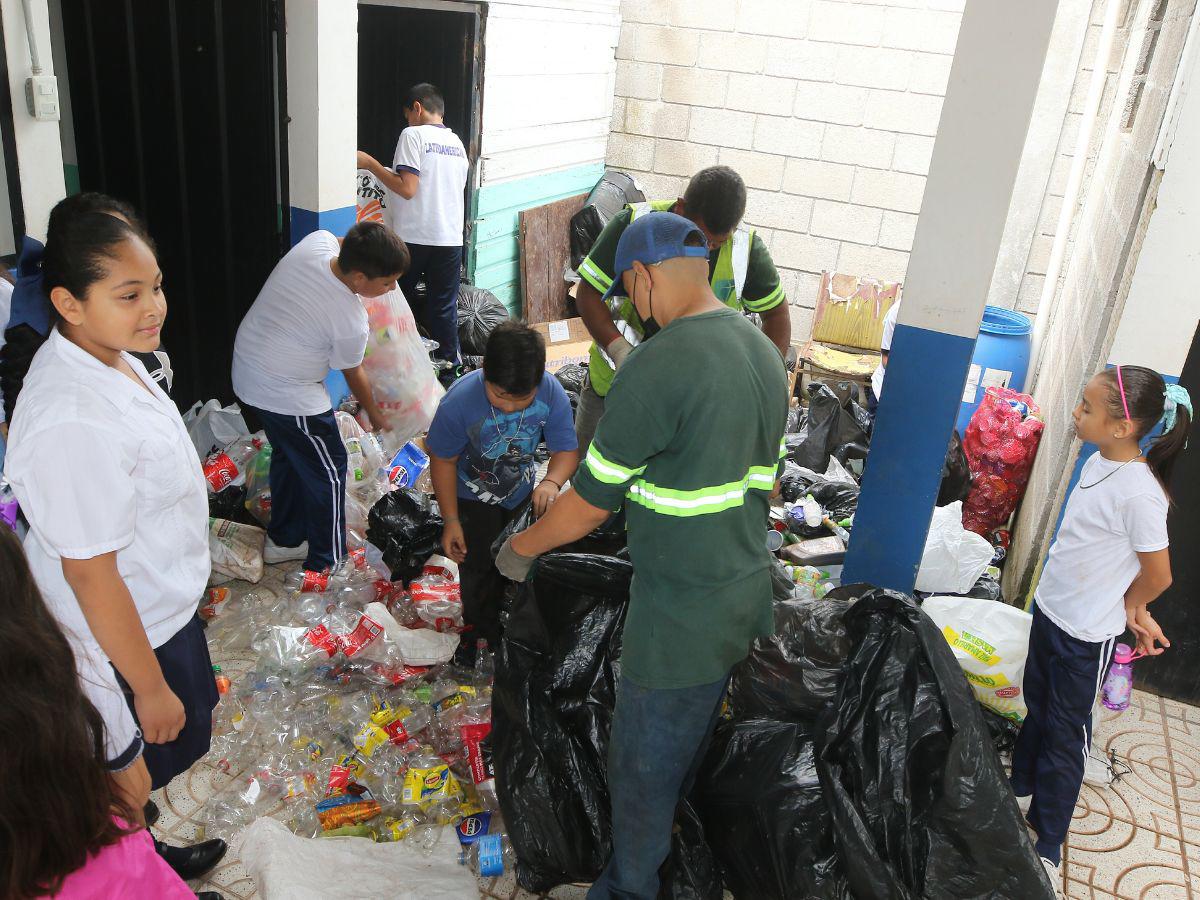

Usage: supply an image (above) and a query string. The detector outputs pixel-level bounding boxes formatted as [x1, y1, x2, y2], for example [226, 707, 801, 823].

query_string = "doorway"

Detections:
[357, 1, 482, 231]
[56, 0, 288, 408]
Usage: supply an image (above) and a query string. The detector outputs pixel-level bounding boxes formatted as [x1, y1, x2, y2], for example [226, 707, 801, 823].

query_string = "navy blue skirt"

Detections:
[114, 615, 218, 790]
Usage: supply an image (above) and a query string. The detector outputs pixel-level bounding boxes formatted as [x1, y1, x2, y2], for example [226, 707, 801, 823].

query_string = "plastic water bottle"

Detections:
[474, 639, 495, 687]
[1101, 644, 1141, 711]
[465, 832, 515, 877]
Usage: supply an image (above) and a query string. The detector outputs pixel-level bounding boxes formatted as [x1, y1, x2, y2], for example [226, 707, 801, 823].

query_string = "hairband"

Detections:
[1116, 365, 1132, 421]
[1162, 383, 1193, 434]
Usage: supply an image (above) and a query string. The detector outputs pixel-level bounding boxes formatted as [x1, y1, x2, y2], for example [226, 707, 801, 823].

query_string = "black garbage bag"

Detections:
[492, 553, 628, 891]
[457, 284, 509, 357]
[785, 404, 805, 434]
[365, 488, 443, 585]
[696, 718, 847, 900]
[982, 707, 1021, 755]
[659, 802, 724, 900]
[208, 484, 258, 527]
[937, 430, 972, 506]
[728, 596, 851, 720]
[818, 586, 1050, 900]
[569, 170, 646, 268]
[808, 479, 860, 521]
[789, 384, 869, 472]
[555, 363, 587, 395]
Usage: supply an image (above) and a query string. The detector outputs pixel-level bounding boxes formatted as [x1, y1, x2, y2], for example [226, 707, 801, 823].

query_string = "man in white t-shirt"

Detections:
[357, 83, 469, 364]
[232, 221, 409, 573]
[869, 300, 900, 411]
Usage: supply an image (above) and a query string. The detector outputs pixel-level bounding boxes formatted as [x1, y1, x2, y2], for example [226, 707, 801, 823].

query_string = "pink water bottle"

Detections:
[1101, 644, 1144, 711]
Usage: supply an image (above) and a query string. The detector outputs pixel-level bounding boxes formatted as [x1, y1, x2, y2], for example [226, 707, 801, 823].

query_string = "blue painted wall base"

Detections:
[291, 205, 358, 245]
[843, 322, 978, 593]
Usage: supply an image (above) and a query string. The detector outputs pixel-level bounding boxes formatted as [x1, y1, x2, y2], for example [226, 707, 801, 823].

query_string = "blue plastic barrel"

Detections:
[955, 306, 1033, 435]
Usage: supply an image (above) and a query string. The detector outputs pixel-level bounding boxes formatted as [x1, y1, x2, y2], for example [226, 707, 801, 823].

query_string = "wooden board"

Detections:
[519, 192, 588, 323]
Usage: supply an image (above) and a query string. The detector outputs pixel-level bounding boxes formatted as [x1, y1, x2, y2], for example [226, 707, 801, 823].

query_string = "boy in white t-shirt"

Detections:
[232, 221, 409, 575]
[357, 83, 469, 364]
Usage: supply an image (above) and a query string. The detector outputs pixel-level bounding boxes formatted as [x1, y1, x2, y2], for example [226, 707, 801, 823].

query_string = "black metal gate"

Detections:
[58, 0, 287, 408]
[1136, 324, 1200, 703]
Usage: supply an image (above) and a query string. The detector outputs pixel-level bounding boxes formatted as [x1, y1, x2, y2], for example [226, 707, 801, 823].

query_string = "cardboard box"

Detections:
[531, 317, 592, 373]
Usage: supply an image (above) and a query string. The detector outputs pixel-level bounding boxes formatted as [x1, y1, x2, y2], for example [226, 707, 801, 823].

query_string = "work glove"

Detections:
[496, 536, 538, 582]
[607, 336, 634, 369]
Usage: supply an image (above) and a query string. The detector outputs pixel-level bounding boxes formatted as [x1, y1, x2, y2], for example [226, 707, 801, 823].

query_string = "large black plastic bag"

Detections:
[495, 501, 627, 559]
[365, 488, 443, 584]
[818, 587, 1050, 900]
[457, 284, 509, 356]
[492, 553, 630, 891]
[569, 171, 646, 268]
[788, 384, 868, 472]
[938, 430, 972, 506]
[696, 718, 846, 899]
[728, 597, 851, 720]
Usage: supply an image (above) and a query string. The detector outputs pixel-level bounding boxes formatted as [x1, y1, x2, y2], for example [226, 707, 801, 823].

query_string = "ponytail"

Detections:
[1100, 365, 1193, 495]
[0, 194, 148, 420]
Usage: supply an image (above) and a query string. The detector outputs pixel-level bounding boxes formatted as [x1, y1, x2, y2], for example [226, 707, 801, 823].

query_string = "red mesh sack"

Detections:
[962, 387, 1044, 536]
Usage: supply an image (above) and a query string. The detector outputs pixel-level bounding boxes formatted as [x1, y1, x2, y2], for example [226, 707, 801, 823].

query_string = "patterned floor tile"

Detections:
[1065, 820, 1188, 899]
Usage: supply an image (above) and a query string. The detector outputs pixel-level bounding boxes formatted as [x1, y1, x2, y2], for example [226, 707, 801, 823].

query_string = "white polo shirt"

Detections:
[6, 328, 210, 761]
[384, 123, 468, 247]
[232, 231, 369, 416]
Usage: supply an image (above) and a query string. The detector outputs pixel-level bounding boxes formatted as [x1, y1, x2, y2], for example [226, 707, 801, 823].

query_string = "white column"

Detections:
[285, 0, 357, 242]
[2, 0, 65, 240]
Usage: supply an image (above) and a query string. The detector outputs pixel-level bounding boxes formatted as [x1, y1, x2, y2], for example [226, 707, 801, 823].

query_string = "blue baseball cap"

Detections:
[602, 211, 710, 301]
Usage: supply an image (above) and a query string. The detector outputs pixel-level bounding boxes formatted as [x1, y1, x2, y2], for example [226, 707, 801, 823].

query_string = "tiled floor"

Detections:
[164, 567, 1200, 899]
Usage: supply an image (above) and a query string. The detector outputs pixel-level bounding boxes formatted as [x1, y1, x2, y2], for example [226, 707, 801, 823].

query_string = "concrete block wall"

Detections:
[608, 0, 966, 342]
[1005, 0, 1198, 605]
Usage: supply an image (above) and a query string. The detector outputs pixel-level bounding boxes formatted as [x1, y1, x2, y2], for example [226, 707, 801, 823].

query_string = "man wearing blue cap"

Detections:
[497, 211, 788, 899]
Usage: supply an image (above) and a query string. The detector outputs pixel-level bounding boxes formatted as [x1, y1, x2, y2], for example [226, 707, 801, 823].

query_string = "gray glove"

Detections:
[607, 336, 634, 369]
[496, 535, 539, 582]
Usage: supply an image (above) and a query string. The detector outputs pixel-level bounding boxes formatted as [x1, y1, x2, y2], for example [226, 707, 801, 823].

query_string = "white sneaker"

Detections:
[1016, 793, 1032, 814]
[264, 538, 308, 564]
[1041, 857, 1064, 897]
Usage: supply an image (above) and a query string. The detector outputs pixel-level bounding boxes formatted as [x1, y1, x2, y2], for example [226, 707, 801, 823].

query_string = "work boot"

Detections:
[154, 837, 228, 880]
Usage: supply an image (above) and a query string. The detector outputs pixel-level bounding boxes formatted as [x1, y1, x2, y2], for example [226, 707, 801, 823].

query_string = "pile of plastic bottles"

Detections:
[199, 544, 512, 876]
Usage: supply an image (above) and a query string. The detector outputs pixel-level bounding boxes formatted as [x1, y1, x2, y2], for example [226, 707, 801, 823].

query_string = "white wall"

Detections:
[0, 0, 65, 240]
[1109, 32, 1200, 377]
[607, 0, 965, 340]
[479, 0, 621, 186]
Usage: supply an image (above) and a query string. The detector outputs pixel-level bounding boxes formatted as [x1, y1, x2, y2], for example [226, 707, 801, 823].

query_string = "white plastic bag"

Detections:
[364, 601, 459, 666]
[922, 595, 1033, 721]
[208, 518, 266, 584]
[915, 502, 994, 594]
[234, 816, 477, 900]
[359, 288, 443, 446]
[185, 400, 249, 458]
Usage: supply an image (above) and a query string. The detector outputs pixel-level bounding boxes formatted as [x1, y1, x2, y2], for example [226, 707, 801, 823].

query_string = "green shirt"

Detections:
[572, 307, 789, 688]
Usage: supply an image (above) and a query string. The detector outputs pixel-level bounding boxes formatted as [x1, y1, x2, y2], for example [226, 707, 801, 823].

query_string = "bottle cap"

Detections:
[1113, 643, 1136, 664]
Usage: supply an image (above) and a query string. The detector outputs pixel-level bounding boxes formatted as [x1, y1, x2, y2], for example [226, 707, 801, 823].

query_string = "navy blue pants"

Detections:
[251, 407, 348, 572]
[116, 616, 218, 791]
[588, 673, 728, 900]
[1011, 604, 1116, 865]
[400, 243, 462, 363]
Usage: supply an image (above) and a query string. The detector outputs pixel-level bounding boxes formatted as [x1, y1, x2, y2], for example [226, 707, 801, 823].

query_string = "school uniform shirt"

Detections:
[870, 301, 900, 400]
[5, 329, 210, 759]
[426, 370, 577, 509]
[1036, 454, 1169, 642]
[384, 123, 469, 247]
[232, 231, 369, 416]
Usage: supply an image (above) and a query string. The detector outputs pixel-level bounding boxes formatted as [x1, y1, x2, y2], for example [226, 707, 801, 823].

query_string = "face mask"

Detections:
[637, 270, 661, 340]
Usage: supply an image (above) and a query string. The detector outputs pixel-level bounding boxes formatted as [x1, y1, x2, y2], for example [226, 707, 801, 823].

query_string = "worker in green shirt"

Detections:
[497, 212, 789, 900]
[573, 165, 791, 453]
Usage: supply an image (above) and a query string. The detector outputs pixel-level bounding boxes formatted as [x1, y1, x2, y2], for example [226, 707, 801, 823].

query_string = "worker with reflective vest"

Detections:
[574, 165, 791, 452]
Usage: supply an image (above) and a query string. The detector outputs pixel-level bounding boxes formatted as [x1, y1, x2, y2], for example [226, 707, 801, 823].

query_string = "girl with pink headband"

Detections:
[1011, 364, 1191, 893]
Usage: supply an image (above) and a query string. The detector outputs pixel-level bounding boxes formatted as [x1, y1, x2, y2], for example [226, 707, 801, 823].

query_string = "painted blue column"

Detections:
[290, 206, 358, 245]
[843, 0, 1061, 593]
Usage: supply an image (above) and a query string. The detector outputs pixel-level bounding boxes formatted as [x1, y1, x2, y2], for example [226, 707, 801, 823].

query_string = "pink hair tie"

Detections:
[1116, 365, 1132, 421]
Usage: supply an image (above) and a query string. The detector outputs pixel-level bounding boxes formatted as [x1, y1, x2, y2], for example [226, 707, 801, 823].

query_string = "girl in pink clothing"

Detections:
[0, 527, 192, 899]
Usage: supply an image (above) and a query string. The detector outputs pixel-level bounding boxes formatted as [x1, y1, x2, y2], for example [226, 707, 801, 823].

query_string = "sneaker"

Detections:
[264, 538, 308, 564]
[1015, 793, 1032, 815]
[1041, 857, 1064, 897]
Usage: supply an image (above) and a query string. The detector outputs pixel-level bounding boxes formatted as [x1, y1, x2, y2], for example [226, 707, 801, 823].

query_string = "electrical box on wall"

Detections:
[25, 75, 60, 121]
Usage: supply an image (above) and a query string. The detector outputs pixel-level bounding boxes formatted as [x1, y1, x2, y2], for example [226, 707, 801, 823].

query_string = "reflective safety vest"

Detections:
[586, 200, 753, 397]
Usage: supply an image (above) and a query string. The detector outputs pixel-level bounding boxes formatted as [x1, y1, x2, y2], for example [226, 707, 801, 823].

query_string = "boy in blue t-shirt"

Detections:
[426, 322, 579, 653]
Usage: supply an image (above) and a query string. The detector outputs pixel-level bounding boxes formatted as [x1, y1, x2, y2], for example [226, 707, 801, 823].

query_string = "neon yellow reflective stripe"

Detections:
[585, 445, 647, 485]
[626, 465, 777, 517]
[578, 258, 612, 293]
[743, 283, 785, 312]
[779, 438, 788, 460]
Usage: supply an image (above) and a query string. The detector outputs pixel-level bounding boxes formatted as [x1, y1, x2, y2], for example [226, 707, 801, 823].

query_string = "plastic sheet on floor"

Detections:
[234, 816, 478, 899]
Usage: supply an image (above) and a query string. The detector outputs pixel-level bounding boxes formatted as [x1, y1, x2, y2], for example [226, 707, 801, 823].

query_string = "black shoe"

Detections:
[143, 799, 160, 828]
[154, 837, 228, 880]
